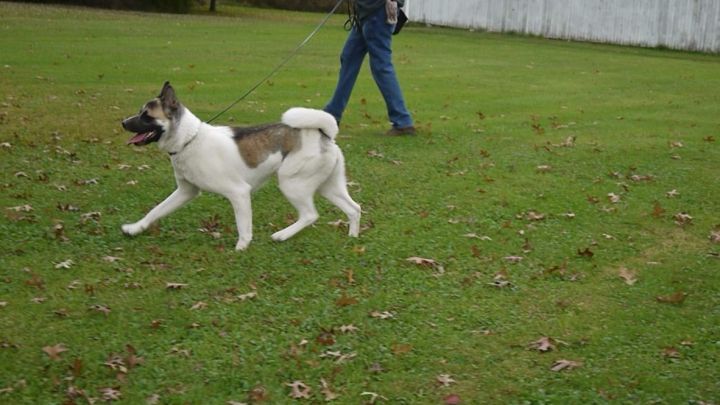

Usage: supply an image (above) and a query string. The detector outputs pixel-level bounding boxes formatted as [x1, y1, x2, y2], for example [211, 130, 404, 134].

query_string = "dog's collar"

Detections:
[168, 122, 202, 156]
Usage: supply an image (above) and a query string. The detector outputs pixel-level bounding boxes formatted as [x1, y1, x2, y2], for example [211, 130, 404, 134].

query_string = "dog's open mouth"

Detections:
[127, 130, 162, 146]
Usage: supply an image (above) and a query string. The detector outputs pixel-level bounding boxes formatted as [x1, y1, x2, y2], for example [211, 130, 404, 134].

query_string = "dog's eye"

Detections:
[140, 112, 152, 121]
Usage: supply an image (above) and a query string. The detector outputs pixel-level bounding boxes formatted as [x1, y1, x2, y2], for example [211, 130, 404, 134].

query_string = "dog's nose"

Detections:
[121, 119, 128, 130]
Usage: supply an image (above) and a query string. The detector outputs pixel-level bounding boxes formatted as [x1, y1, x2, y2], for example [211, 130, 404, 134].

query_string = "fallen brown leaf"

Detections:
[190, 301, 207, 310]
[656, 291, 687, 304]
[618, 267, 638, 285]
[525, 211, 546, 221]
[709, 230, 720, 244]
[577, 247, 594, 258]
[528, 337, 557, 353]
[652, 201, 666, 218]
[54, 259, 74, 269]
[405, 256, 445, 274]
[89, 304, 111, 316]
[503, 255, 523, 263]
[550, 359, 582, 372]
[248, 385, 268, 402]
[436, 374, 456, 387]
[662, 346, 681, 359]
[237, 291, 257, 301]
[391, 343, 412, 355]
[315, 330, 336, 346]
[99, 387, 122, 401]
[338, 324, 359, 334]
[360, 392, 388, 403]
[286, 381, 311, 399]
[319, 378, 339, 401]
[370, 310, 395, 320]
[335, 293, 358, 307]
[673, 212, 693, 226]
[42, 344, 68, 360]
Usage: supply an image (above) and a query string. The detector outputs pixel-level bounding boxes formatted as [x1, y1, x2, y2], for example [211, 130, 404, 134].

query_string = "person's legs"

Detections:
[363, 7, 413, 129]
[324, 26, 368, 124]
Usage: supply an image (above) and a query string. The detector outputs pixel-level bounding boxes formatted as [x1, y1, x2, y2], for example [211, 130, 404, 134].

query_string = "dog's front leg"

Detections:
[122, 182, 199, 236]
[224, 186, 253, 251]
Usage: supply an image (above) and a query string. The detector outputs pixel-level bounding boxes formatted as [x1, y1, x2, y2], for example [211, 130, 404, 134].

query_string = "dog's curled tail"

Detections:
[282, 107, 338, 140]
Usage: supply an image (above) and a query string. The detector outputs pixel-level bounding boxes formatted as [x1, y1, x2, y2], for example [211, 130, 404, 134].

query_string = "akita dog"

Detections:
[121, 82, 361, 250]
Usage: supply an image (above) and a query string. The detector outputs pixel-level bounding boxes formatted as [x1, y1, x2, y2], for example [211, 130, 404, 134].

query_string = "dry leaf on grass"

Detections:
[370, 310, 395, 320]
[503, 255, 523, 264]
[360, 392, 388, 403]
[709, 230, 720, 244]
[656, 291, 687, 304]
[652, 201, 666, 218]
[237, 291, 257, 301]
[335, 293, 358, 307]
[338, 324, 359, 334]
[286, 380, 311, 399]
[42, 343, 68, 360]
[55, 259, 74, 269]
[577, 247, 594, 258]
[190, 301, 207, 310]
[406, 256, 445, 274]
[488, 269, 512, 288]
[550, 359, 582, 372]
[392, 343, 413, 355]
[436, 374, 456, 387]
[319, 378, 339, 401]
[618, 267, 638, 285]
[674, 212, 693, 226]
[99, 387, 122, 401]
[320, 350, 356, 363]
[662, 346, 681, 359]
[89, 304, 111, 316]
[528, 337, 557, 353]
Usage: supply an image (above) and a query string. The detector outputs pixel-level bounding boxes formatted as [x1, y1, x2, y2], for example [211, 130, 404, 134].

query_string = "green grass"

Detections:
[1, 2, 719, 403]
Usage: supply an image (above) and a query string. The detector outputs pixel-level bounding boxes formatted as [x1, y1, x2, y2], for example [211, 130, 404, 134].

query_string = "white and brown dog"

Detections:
[121, 82, 360, 250]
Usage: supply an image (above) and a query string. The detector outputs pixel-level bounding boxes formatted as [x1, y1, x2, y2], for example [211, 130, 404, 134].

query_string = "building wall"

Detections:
[404, 0, 720, 53]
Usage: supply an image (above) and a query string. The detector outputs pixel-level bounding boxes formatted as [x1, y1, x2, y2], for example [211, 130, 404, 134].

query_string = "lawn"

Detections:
[1, 2, 719, 404]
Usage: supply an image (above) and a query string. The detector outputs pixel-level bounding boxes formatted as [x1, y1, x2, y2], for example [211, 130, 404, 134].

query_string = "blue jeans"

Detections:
[324, 6, 413, 128]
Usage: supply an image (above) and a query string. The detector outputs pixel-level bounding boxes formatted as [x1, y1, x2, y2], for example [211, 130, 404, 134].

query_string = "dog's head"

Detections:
[122, 81, 182, 146]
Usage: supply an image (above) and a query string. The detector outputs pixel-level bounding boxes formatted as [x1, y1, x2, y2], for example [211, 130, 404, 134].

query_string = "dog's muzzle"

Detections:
[122, 116, 163, 146]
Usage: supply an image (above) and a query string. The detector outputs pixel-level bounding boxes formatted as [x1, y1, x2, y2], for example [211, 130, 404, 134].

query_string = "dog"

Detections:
[120, 81, 361, 250]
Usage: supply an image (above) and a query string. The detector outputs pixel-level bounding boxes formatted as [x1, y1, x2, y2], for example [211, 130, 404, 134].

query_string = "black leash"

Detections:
[206, 0, 346, 124]
[344, 0, 359, 31]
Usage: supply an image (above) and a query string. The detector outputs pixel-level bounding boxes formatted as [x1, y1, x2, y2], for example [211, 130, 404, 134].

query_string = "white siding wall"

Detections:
[405, 0, 720, 53]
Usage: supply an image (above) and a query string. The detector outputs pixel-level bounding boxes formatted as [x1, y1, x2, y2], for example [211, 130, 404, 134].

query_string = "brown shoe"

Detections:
[385, 126, 416, 136]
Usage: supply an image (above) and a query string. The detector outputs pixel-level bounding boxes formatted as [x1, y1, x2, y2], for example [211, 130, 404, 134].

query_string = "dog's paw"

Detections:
[235, 238, 251, 251]
[121, 223, 144, 236]
[271, 230, 290, 242]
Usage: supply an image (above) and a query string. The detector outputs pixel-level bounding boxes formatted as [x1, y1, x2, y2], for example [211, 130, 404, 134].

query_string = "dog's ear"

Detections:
[159, 81, 179, 112]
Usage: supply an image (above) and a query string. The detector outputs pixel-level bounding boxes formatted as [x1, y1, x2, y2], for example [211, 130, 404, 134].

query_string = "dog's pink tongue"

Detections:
[128, 133, 149, 145]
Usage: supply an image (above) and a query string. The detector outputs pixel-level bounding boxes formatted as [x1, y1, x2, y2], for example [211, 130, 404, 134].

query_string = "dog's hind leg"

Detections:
[319, 155, 361, 237]
[122, 181, 199, 236]
[272, 179, 321, 242]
